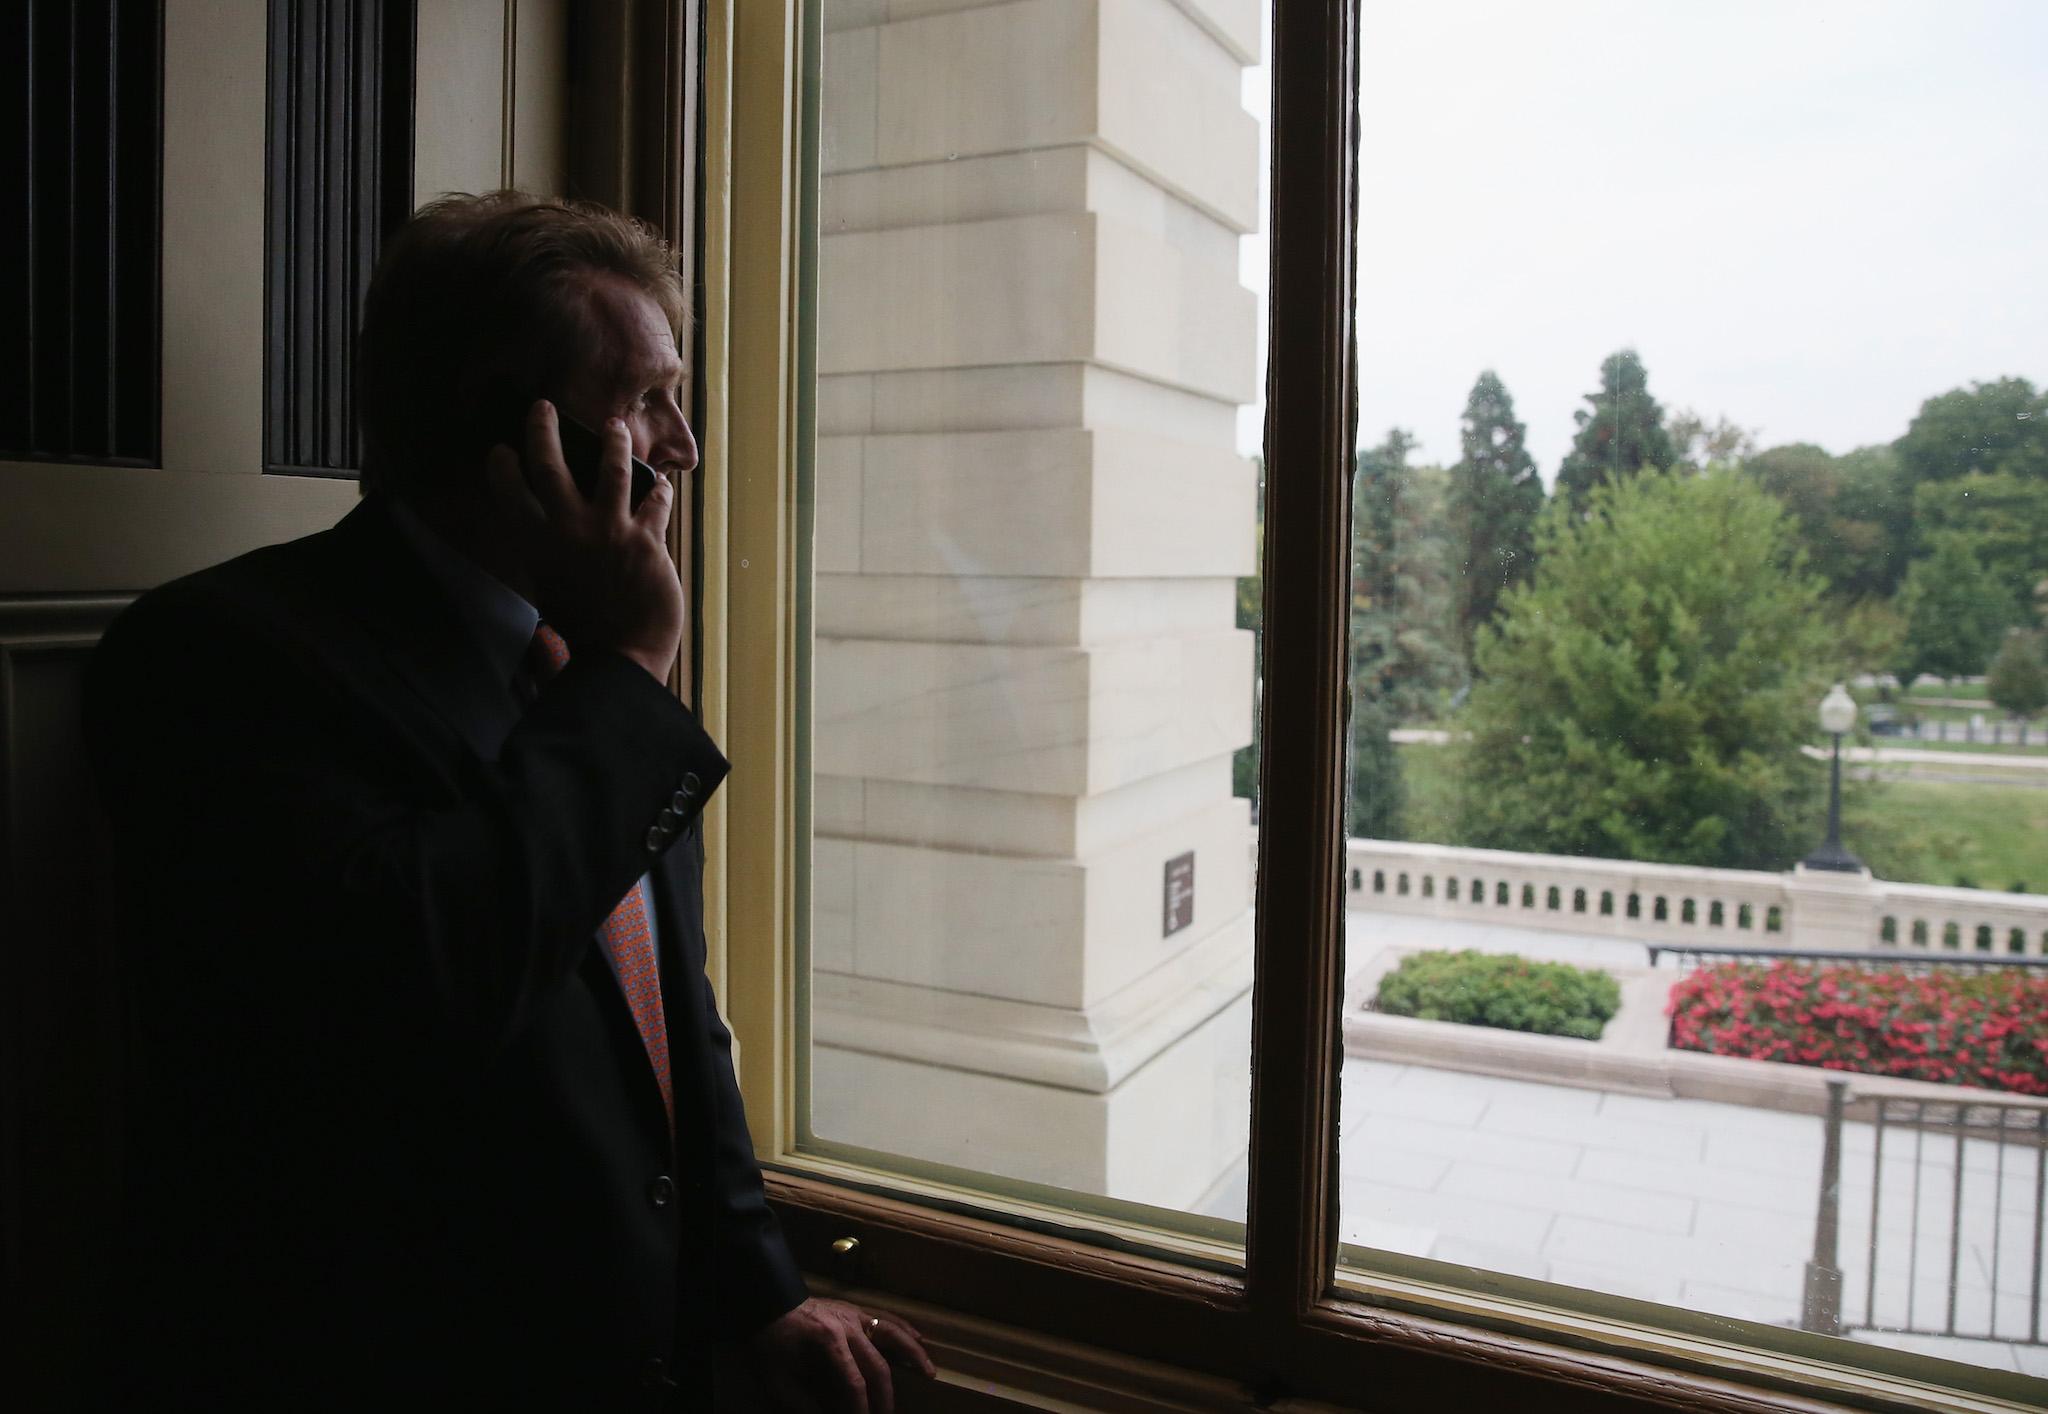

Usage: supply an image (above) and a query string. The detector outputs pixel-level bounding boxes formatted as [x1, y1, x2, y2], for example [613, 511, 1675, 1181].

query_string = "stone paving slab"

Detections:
[1573, 1146, 1810, 1214]
[1343, 1177, 1556, 1254]
[1343, 1109, 1584, 1177]
[1478, 1100, 1708, 1161]
[1437, 1160, 1696, 1235]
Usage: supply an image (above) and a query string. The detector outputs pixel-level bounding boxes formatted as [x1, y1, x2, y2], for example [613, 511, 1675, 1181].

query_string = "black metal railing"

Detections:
[1803, 1080, 2048, 1347]
[1646, 944, 2048, 975]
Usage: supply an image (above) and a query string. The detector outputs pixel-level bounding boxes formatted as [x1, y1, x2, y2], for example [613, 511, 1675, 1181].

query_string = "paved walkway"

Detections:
[1347, 909, 1651, 969]
[1334, 1058, 2045, 1378]
[1200, 1054, 2046, 1377]
[1830, 744, 2048, 772]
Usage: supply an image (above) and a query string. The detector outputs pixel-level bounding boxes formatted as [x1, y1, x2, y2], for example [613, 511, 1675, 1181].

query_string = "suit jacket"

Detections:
[83, 496, 806, 1411]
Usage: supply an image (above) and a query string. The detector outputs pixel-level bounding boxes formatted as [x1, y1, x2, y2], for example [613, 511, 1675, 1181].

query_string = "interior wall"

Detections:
[0, 3, 572, 1400]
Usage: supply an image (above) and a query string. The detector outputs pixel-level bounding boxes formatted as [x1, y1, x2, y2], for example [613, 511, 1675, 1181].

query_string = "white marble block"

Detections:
[817, 795, 1250, 1008]
[811, 984, 1253, 1212]
[816, 427, 1254, 579]
[815, 631, 1252, 796]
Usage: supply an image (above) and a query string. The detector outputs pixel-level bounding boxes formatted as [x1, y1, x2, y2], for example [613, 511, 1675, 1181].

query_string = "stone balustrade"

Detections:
[1345, 839, 2048, 960]
[1873, 880, 2048, 957]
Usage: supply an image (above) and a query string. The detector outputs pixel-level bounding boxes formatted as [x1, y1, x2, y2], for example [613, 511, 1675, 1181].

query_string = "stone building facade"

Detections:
[809, 0, 1263, 1210]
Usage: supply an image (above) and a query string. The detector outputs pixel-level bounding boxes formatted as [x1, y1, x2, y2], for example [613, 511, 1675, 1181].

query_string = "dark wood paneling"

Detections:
[263, 0, 415, 479]
[0, 598, 130, 1404]
[1, 1, 164, 466]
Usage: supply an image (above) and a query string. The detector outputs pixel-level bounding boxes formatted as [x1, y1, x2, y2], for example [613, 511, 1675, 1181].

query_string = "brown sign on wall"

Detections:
[1163, 851, 1195, 937]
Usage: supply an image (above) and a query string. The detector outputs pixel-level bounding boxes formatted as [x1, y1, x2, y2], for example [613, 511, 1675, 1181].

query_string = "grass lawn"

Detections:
[1882, 702, 2043, 729]
[1849, 780, 2048, 893]
[1862, 737, 2048, 757]
[1396, 743, 1462, 846]
[1904, 681, 1988, 702]
[1390, 744, 2048, 893]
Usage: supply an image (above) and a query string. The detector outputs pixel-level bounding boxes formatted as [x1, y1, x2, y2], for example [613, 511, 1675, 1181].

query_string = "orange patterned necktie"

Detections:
[527, 624, 675, 1137]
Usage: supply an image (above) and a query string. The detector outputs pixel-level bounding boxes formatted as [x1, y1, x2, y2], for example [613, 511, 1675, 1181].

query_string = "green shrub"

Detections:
[1372, 949, 1621, 1041]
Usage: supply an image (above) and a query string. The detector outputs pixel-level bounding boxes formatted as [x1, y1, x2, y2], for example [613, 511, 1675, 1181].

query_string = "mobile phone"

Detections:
[503, 398, 659, 510]
[553, 408, 659, 511]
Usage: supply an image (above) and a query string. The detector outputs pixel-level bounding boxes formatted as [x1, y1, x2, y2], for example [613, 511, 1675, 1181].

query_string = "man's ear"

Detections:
[454, 362, 523, 459]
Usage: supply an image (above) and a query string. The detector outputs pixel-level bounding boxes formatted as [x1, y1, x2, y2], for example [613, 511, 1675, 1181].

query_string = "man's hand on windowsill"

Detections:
[744, 1296, 936, 1414]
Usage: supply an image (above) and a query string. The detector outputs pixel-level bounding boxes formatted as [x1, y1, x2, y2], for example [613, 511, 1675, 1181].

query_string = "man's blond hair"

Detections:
[357, 191, 688, 495]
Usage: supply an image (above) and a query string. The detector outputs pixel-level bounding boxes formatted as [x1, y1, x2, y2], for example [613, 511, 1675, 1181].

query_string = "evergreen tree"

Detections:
[1347, 430, 1460, 838]
[1347, 696, 1405, 841]
[1454, 471, 1832, 871]
[1555, 349, 1678, 509]
[1447, 371, 1545, 670]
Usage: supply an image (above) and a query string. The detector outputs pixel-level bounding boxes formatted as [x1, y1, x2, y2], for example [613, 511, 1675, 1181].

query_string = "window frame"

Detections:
[697, 2, 2045, 1409]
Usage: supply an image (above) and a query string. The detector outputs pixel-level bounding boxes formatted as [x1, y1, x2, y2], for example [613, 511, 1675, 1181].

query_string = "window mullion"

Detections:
[1243, 0, 1363, 1367]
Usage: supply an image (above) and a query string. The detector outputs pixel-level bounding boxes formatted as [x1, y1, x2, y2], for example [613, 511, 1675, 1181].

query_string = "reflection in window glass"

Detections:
[1338, 0, 2048, 1382]
[800, 0, 1271, 1228]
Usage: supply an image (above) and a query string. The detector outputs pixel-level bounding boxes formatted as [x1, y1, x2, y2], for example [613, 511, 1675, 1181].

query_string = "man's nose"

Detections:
[650, 404, 699, 478]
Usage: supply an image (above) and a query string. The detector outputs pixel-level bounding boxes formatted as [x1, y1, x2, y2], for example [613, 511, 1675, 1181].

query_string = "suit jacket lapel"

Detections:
[648, 823, 719, 1126]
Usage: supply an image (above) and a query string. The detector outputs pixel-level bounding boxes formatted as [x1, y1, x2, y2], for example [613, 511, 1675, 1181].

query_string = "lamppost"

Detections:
[1803, 683, 1864, 873]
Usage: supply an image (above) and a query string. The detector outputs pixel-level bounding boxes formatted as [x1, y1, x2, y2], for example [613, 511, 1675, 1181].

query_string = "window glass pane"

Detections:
[795, 0, 1273, 1240]
[1337, 0, 2048, 1388]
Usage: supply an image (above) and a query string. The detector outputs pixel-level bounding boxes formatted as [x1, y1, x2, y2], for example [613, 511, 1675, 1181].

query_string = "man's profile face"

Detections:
[558, 273, 700, 484]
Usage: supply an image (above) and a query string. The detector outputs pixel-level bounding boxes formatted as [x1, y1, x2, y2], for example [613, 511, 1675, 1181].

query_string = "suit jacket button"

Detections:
[670, 789, 691, 813]
[645, 825, 665, 853]
[680, 770, 702, 796]
[657, 806, 680, 831]
[649, 1174, 674, 1207]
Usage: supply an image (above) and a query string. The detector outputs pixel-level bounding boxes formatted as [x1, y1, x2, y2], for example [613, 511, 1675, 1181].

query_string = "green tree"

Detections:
[1742, 443, 1841, 578]
[1347, 696, 1405, 841]
[1348, 430, 1460, 838]
[1829, 444, 1913, 599]
[1668, 408, 1757, 472]
[1894, 532, 2014, 683]
[1741, 443, 1906, 601]
[1446, 371, 1545, 670]
[1453, 471, 1831, 870]
[1912, 472, 2048, 618]
[1555, 349, 1679, 509]
[1834, 597, 1907, 685]
[1894, 377, 2048, 484]
[1987, 630, 2048, 720]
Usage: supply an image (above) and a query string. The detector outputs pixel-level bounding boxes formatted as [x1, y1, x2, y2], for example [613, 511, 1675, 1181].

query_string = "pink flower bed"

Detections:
[1667, 960, 2048, 1097]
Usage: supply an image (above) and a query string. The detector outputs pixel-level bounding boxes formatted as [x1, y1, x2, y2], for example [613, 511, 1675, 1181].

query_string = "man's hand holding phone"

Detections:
[486, 398, 682, 684]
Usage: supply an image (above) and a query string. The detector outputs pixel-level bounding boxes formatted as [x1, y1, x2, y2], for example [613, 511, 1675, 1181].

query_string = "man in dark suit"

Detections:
[84, 192, 930, 1411]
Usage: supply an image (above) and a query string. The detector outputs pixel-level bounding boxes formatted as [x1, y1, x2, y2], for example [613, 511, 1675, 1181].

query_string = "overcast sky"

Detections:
[1241, 1, 2048, 476]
